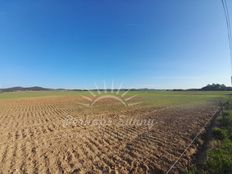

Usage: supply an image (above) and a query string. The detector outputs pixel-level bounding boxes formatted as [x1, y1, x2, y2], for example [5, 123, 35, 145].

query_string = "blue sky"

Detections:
[0, 0, 231, 89]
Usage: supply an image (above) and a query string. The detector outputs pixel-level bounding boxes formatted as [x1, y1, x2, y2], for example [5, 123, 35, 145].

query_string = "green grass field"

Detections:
[0, 90, 231, 108]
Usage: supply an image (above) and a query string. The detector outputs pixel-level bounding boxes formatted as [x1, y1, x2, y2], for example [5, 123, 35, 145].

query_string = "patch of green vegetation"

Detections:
[205, 108, 232, 174]
[205, 111, 232, 174]
[129, 91, 231, 108]
[0, 91, 84, 100]
[212, 128, 228, 140]
[0, 91, 231, 108]
[206, 139, 232, 174]
[220, 112, 232, 133]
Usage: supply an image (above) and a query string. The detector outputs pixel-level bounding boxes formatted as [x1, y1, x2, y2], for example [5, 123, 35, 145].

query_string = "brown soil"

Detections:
[0, 97, 218, 174]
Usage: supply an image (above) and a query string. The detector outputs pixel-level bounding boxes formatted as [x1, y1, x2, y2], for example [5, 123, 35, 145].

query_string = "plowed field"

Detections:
[0, 92, 222, 174]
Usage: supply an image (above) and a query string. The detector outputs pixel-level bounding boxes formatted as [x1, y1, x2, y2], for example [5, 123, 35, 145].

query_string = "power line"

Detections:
[221, 0, 232, 85]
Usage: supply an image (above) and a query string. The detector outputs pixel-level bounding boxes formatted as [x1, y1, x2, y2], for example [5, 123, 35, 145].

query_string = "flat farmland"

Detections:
[0, 91, 230, 174]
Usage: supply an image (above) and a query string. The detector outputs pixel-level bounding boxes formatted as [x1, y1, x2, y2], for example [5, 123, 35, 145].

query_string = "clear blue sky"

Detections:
[0, 0, 231, 89]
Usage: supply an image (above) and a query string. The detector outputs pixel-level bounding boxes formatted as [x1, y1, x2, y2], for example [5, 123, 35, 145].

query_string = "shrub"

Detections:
[212, 128, 227, 140]
[220, 112, 232, 131]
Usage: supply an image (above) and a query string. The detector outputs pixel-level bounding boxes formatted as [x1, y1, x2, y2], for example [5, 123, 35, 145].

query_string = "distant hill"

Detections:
[172, 84, 232, 91]
[0, 86, 51, 92]
[200, 84, 232, 91]
[1, 84, 232, 92]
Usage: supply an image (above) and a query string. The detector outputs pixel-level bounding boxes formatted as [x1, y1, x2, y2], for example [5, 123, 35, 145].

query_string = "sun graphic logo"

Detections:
[79, 82, 140, 107]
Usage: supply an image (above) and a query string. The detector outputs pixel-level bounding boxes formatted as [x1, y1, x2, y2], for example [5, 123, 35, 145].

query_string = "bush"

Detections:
[212, 128, 227, 140]
[220, 112, 232, 131]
